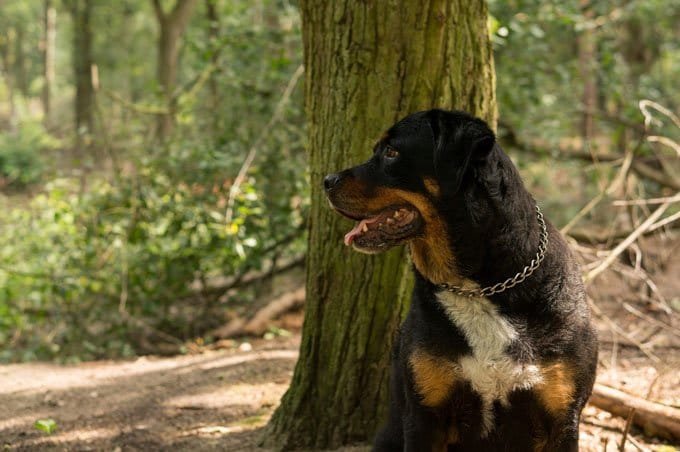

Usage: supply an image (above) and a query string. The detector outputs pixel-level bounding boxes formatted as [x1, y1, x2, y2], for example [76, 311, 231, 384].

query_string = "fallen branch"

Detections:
[208, 286, 305, 338]
[589, 383, 680, 441]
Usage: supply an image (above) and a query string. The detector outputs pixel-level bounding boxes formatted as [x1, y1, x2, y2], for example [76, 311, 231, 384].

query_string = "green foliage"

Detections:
[489, 0, 680, 140]
[0, 147, 305, 361]
[0, 121, 56, 188]
[0, 0, 306, 362]
[33, 419, 57, 434]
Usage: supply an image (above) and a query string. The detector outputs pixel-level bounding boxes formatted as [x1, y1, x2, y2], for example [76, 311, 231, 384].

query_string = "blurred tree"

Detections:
[150, 0, 198, 139]
[204, 0, 219, 135]
[66, 0, 95, 148]
[262, 1, 496, 449]
[42, 0, 56, 126]
[578, 0, 597, 145]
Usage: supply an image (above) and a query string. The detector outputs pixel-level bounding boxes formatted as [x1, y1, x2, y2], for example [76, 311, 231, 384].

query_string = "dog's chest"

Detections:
[436, 291, 542, 432]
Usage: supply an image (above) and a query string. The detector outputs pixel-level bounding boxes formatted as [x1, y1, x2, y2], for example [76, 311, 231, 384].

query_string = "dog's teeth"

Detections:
[387, 218, 394, 224]
[362, 224, 368, 232]
[394, 211, 401, 218]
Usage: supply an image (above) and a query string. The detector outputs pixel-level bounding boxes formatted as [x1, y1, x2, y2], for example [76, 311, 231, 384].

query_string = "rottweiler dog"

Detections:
[324, 109, 597, 451]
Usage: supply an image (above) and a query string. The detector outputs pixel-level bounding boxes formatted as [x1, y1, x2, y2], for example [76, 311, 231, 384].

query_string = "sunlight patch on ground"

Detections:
[0, 413, 48, 431]
[195, 349, 298, 372]
[17, 427, 117, 447]
[165, 382, 288, 409]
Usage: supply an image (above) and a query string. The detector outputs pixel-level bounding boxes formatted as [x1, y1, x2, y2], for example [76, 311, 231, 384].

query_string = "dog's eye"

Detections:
[384, 146, 400, 160]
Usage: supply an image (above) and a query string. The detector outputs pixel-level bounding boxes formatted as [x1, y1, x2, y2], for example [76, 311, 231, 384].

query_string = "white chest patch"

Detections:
[436, 291, 543, 435]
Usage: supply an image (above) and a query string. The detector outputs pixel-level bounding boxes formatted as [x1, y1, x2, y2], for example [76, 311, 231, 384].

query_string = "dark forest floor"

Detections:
[2, 251, 679, 451]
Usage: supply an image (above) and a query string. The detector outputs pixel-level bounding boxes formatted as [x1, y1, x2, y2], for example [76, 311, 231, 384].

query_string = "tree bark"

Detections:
[0, 27, 20, 132]
[205, 0, 219, 136]
[262, 1, 496, 449]
[68, 0, 94, 146]
[577, 0, 597, 146]
[151, 0, 198, 140]
[43, 0, 56, 126]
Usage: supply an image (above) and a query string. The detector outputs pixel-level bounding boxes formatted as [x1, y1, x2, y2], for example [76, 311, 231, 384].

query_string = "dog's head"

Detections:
[325, 109, 499, 283]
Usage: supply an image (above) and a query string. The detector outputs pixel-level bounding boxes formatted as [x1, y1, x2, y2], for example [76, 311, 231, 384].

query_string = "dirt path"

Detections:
[2, 333, 679, 451]
[1, 338, 300, 451]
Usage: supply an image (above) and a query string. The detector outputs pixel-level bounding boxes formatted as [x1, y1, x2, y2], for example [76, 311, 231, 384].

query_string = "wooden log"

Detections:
[208, 286, 306, 339]
[588, 383, 680, 441]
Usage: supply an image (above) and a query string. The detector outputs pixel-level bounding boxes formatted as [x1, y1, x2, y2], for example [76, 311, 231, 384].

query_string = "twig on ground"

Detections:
[561, 144, 635, 235]
[589, 383, 680, 441]
[584, 202, 671, 283]
[622, 302, 680, 339]
[618, 407, 635, 452]
[589, 298, 660, 363]
[609, 263, 671, 314]
[649, 211, 680, 233]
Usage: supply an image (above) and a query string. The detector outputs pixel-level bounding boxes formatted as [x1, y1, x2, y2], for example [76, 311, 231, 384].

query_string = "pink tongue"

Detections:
[344, 217, 379, 246]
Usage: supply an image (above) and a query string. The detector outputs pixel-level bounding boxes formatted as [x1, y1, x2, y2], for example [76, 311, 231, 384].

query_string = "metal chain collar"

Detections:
[437, 204, 549, 298]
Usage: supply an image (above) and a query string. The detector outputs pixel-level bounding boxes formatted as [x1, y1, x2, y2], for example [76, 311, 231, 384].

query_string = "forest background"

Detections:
[0, 0, 679, 450]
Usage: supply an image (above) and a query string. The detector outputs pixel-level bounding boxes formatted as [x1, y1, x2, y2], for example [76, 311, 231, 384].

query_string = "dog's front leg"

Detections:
[402, 398, 448, 452]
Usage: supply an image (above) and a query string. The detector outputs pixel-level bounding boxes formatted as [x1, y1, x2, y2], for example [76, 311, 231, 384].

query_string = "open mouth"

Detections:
[335, 205, 422, 252]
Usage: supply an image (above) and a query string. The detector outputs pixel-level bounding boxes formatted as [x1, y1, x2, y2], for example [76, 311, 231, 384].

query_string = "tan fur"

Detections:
[535, 362, 575, 417]
[408, 348, 458, 408]
[333, 180, 460, 285]
[369, 187, 459, 285]
[424, 178, 441, 197]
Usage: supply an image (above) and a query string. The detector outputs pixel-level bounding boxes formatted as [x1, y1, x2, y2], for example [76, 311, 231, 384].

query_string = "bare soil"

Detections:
[2, 250, 679, 451]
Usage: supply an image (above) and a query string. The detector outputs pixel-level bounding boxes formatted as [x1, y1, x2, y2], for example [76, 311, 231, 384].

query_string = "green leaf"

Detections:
[33, 419, 57, 434]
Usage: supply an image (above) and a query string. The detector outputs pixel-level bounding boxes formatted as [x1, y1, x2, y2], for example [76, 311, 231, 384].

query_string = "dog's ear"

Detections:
[427, 110, 496, 196]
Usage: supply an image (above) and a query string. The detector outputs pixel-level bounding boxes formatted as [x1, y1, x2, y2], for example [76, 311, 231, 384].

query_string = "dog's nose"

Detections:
[324, 173, 341, 192]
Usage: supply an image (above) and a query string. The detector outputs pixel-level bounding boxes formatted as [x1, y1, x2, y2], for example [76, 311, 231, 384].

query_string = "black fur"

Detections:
[325, 109, 598, 452]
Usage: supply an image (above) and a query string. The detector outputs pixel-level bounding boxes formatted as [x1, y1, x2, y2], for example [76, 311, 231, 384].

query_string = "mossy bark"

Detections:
[263, 1, 496, 449]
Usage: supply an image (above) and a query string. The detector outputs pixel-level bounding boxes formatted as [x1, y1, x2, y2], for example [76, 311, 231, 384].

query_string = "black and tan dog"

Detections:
[324, 109, 598, 451]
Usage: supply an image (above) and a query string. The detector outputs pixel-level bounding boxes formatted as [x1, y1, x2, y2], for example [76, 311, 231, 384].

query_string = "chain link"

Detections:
[438, 204, 549, 298]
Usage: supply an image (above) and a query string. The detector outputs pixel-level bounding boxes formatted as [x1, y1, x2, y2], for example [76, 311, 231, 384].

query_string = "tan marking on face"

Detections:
[332, 181, 460, 284]
[535, 362, 575, 417]
[363, 187, 460, 284]
[424, 178, 441, 197]
[409, 348, 458, 408]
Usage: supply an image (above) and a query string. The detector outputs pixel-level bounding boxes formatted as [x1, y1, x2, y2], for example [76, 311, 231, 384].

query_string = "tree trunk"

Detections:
[43, 0, 56, 126]
[69, 0, 94, 146]
[205, 0, 219, 136]
[0, 28, 19, 132]
[577, 0, 597, 147]
[262, 1, 496, 449]
[14, 26, 28, 96]
[151, 0, 198, 140]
